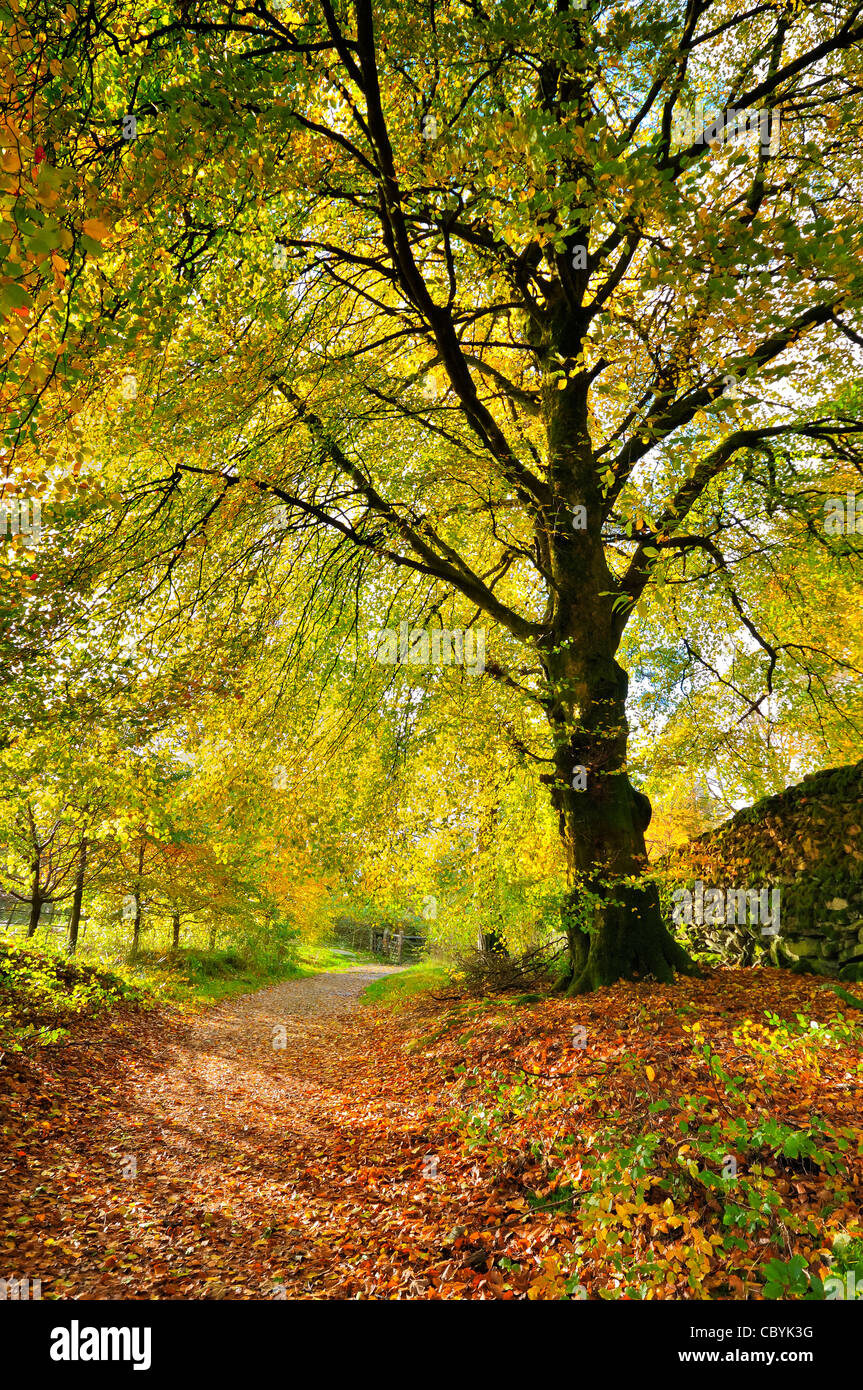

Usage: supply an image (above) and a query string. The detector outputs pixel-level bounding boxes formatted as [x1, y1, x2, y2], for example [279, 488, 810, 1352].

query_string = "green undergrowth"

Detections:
[0, 939, 150, 1051]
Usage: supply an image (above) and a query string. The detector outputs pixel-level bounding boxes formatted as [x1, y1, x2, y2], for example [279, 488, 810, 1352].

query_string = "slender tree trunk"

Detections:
[171, 910, 180, 951]
[26, 856, 42, 937]
[66, 838, 87, 956]
[131, 838, 144, 956]
[475, 790, 508, 956]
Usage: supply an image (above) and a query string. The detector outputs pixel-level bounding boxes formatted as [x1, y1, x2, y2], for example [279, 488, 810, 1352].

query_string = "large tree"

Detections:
[23, 0, 863, 990]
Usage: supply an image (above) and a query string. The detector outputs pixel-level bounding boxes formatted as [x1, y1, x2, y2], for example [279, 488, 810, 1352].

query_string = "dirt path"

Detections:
[2, 964, 464, 1300]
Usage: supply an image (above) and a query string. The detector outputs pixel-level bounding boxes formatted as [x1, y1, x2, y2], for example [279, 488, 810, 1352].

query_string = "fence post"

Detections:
[396, 932, 404, 963]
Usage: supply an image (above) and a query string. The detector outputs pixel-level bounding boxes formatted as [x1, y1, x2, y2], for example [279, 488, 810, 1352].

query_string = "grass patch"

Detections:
[361, 961, 451, 1008]
[297, 942, 379, 975]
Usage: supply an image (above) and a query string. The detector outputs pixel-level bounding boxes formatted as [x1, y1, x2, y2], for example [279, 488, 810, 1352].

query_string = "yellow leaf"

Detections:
[82, 218, 109, 241]
[645, 1065, 655, 1082]
[662, 1198, 674, 1218]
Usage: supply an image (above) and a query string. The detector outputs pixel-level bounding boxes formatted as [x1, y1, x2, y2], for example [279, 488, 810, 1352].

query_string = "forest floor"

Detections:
[3, 962, 863, 1300]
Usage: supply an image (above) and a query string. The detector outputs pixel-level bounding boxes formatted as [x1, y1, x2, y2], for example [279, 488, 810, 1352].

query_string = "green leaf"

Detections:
[0, 281, 32, 311]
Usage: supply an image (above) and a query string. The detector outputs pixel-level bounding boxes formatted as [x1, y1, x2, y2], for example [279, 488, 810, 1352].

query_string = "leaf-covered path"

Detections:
[3, 966, 465, 1300]
[6, 964, 863, 1302]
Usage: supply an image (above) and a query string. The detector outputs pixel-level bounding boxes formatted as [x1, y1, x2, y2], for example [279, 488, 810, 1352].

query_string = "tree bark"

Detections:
[66, 837, 87, 956]
[25, 856, 42, 938]
[171, 910, 180, 951]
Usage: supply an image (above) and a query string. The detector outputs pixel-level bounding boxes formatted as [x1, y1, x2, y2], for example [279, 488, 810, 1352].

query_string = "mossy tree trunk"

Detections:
[543, 645, 697, 993]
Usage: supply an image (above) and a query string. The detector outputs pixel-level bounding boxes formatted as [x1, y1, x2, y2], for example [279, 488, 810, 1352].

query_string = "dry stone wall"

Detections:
[659, 760, 863, 980]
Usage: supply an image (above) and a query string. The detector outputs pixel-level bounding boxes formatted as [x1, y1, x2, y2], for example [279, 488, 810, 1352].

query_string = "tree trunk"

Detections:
[66, 838, 87, 956]
[171, 910, 180, 951]
[25, 856, 42, 938]
[478, 926, 508, 957]
[26, 893, 43, 937]
[474, 795, 509, 956]
[533, 321, 700, 994]
[131, 838, 144, 956]
[542, 632, 698, 994]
